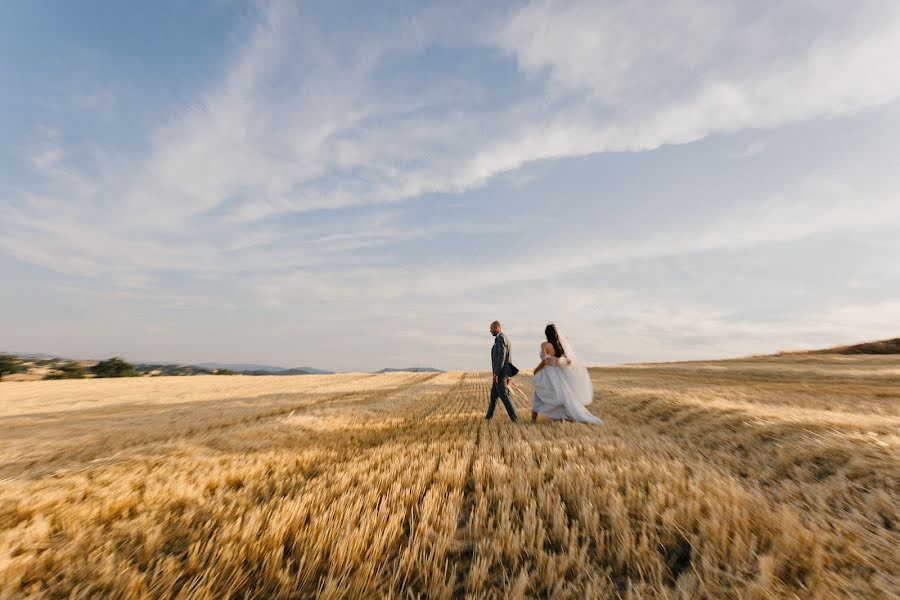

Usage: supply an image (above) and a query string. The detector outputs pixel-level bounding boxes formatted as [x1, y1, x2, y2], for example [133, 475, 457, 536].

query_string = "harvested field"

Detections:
[1, 356, 897, 598]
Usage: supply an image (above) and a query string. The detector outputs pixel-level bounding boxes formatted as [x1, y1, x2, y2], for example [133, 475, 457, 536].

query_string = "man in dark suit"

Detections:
[486, 320, 518, 422]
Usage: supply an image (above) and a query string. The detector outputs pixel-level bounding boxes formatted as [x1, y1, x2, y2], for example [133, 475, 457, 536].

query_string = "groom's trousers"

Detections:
[487, 378, 518, 421]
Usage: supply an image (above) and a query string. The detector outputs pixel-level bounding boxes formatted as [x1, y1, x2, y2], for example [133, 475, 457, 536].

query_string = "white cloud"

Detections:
[8, 1, 900, 279]
[496, 1, 900, 150]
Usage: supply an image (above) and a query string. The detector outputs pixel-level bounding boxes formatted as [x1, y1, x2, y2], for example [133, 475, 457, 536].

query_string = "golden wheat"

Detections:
[0, 357, 897, 598]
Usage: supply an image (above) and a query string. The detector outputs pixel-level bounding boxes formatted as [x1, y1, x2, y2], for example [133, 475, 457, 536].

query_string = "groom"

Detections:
[486, 321, 518, 422]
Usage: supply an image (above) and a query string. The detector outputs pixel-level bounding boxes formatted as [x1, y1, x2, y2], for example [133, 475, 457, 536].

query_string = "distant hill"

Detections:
[771, 337, 900, 357]
[237, 368, 333, 376]
[1, 353, 333, 380]
[197, 362, 332, 374]
[376, 367, 444, 374]
[134, 363, 212, 376]
[2, 355, 91, 381]
[199, 362, 283, 373]
[7, 353, 217, 376]
[807, 337, 900, 355]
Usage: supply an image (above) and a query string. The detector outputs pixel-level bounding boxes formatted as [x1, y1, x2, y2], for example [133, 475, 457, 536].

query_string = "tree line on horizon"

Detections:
[3, 337, 897, 382]
[0, 355, 138, 381]
[0, 355, 241, 381]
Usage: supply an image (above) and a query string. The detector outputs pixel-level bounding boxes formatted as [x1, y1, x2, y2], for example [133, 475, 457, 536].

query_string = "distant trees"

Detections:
[0, 356, 142, 381]
[212, 369, 239, 375]
[0, 355, 22, 381]
[90, 357, 137, 378]
[44, 363, 88, 380]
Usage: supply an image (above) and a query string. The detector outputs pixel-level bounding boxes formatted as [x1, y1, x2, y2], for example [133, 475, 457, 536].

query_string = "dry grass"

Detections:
[0, 357, 897, 598]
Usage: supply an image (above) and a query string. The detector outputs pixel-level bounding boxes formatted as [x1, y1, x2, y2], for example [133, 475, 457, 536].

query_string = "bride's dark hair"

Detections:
[545, 323, 565, 358]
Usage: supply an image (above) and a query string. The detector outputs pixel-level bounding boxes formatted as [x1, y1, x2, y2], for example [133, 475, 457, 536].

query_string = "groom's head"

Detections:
[490, 321, 501, 336]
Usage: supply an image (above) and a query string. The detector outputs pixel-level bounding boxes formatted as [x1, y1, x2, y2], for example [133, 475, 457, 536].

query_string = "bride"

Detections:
[531, 323, 604, 425]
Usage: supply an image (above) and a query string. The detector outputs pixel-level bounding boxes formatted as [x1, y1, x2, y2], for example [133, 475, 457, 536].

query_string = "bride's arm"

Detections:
[533, 342, 553, 374]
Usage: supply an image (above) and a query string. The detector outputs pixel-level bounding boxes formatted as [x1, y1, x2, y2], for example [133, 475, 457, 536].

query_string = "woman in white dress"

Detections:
[531, 323, 604, 425]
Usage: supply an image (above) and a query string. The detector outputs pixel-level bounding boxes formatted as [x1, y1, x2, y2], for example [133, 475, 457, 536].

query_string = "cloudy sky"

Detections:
[2, 1, 899, 371]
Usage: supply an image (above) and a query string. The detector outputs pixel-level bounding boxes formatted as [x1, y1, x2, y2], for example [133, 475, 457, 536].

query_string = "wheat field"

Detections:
[0, 356, 897, 599]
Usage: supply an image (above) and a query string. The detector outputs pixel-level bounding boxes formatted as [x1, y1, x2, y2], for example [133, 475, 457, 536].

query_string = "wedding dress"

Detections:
[531, 328, 604, 425]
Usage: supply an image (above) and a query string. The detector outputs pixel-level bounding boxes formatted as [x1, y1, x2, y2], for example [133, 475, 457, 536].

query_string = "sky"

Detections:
[1, 0, 899, 372]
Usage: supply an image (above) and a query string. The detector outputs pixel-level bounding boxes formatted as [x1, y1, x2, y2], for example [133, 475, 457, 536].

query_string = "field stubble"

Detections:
[0, 355, 897, 598]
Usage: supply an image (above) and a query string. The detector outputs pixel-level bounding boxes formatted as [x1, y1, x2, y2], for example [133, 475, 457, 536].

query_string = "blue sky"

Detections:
[2, 1, 899, 371]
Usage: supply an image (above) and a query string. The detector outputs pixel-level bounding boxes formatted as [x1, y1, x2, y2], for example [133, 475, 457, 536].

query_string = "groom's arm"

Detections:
[491, 341, 501, 377]
[493, 335, 510, 377]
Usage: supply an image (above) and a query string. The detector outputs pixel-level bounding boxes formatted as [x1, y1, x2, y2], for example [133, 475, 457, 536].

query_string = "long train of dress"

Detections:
[532, 350, 604, 425]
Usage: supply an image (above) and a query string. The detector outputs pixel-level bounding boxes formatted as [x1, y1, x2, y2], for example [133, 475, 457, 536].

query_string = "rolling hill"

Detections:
[810, 337, 900, 354]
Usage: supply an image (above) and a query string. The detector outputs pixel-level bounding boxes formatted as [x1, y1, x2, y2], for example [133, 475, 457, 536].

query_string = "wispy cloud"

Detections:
[497, 1, 900, 146]
[8, 2, 900, 276]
